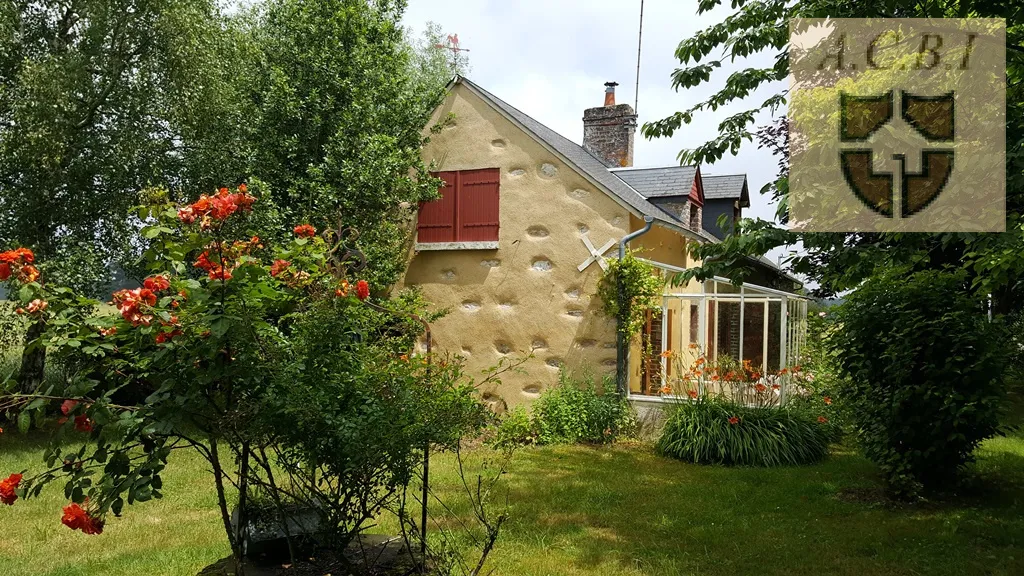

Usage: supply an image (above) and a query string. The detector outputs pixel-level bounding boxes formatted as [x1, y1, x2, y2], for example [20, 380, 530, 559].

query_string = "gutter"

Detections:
[615, 215, 654, 396]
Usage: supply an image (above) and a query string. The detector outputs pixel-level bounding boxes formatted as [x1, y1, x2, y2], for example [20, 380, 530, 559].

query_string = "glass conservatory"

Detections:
[631, 267, 809, 402]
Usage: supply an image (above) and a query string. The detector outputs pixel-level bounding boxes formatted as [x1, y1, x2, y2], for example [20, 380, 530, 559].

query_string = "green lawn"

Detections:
[2, 430, 1023, 576]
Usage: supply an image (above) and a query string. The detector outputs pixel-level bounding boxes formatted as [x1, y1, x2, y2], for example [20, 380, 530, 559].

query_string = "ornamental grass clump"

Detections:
[656, 396, 837, 466]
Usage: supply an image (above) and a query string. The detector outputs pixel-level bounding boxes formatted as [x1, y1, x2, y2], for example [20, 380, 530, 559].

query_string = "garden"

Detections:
[2, 0, 1024, 575]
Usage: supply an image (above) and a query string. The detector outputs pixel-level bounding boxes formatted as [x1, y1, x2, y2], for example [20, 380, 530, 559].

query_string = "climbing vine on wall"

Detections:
[597, 250, 663, 339]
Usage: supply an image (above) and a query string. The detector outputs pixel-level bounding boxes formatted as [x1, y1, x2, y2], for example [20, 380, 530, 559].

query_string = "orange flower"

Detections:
[19, 265, 39, 283]
[399, 354, 409, 362]
[293, 224, 316, 238]
[817, 416, 828, 423]
[778, 368, 788, 375]
[660, 350, 673, 358]
[26, 299, 47, 314]
[98, 327, 117, 337]
[771, 383, 780, 390]
[728, 416, 739, 425]
[823, 396, 832, 405]
[687, 390, 698, 399]
[754, 383, 767, 392]
[143, 275, 170, 292]
[0, 473, 22, 505]
[61, 502, 103, 535]
[661, 385, 672, 394]
[269, 259, 290, 278]
[688, 343, 698, 349]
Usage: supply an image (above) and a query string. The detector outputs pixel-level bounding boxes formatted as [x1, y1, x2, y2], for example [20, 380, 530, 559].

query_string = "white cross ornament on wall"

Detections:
[577, 233, 617, 272]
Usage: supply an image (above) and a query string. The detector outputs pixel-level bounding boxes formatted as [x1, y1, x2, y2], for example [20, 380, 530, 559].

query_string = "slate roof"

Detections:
[457, 77, 712, 243]
[607, 166, 697, 198]
[703, 174, 750, 207]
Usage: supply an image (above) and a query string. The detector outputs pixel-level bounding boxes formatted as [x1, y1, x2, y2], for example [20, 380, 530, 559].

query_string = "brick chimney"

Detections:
[583, 81, 637, 168]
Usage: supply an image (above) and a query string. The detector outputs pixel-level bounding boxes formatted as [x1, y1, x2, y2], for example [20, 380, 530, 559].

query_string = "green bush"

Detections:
[828, 268, 1008, 498]
[656, 396, 836, 466]
[487, 406, 537, 449]
[531, 372, 636, 445]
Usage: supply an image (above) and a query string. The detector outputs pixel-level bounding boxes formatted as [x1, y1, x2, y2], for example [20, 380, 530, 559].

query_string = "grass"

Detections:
[1, 430, 1024, 575]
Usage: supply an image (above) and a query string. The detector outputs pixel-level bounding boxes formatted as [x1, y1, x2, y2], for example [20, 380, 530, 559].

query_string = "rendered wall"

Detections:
[625, 214, 698, 393]
[398, 83, 639, 411]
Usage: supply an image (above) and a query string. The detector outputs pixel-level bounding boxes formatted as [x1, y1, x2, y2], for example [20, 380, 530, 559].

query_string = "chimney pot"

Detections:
[604, 81, 618, 106]
[583, 81, 636, 167]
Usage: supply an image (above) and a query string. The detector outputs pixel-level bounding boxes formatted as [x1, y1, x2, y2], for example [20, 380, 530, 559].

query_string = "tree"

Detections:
[0, 0, 248, 295]
[0, 0, 248, 392]
[237, 0, 459, 290]
[643, 0, 1023, 313]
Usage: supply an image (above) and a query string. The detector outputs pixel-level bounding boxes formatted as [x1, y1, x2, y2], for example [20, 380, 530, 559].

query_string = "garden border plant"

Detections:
[0, 184, 491, 573]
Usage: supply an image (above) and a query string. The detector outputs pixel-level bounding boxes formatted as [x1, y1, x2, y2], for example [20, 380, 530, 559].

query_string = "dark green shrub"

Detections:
[656, 396, 835, 466]
[828, 268, 1008, 498]
[532, 372, 636, 444]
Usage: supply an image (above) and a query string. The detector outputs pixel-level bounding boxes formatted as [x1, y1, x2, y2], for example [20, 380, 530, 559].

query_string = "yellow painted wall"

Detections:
[397, 83, 639, 411]
[624, 216, 703, 394]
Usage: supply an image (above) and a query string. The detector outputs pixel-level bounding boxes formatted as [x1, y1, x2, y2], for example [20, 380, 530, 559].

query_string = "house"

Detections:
[396, 76, 806, 412]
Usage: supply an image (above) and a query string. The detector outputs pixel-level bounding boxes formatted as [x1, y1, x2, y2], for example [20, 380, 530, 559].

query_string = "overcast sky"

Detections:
[402, 0, 796, 265]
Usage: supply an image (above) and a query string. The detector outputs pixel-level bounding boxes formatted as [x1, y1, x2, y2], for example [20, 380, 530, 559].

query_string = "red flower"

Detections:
[60, 399, 79, 416]
[0, 247, 33, 264]
[99, 327, 117, 337]
[687, 390, 699, 399]
[238, 183, 247, 193]
[208, 266, 232, 281]
[0, 262, 10, 280]
[356, 280, 370, 300]
[73, 415, 93, 433]
[112, 288, 157, 326]
[61, 502, 104, 535]
[269, 259, 290, 277]
[194, 251, 216, 271]
[179, 186, 255, 225]
[754, 383, 767, 392]
[817, 416, 828, 424]
[0, 473, 22, 505]
[210, 194, 238, 220]
[155, 329, 183, 344]
[293, 224, 316, 238]
[728, 416, 740, 425]
[143, 275, 170, 292]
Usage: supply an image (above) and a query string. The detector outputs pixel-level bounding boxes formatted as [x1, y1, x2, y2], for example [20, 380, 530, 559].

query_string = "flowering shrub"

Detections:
[0, 184, 487, 563]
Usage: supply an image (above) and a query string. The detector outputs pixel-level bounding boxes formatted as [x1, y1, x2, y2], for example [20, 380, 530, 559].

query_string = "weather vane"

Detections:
[434, 33, 469, 72]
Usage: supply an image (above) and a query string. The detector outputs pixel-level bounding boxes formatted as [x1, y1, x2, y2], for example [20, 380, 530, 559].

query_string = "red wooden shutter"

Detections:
[456, 168, 500, 242]
[418, 171, 457, 243]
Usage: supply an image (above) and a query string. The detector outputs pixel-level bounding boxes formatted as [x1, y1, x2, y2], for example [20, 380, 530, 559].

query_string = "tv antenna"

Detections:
[434, 34, 470, 72]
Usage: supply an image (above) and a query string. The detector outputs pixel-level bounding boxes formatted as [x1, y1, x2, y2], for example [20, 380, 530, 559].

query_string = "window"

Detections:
[689, 203, 700, 230]
[417, 168, 500, 247]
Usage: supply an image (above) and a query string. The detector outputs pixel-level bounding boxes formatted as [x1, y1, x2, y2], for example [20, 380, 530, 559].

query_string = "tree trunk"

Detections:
[17, 320, 46, 393]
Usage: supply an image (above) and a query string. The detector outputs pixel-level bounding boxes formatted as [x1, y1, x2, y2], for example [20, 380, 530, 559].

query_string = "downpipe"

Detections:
[615, 216, 655, 396]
